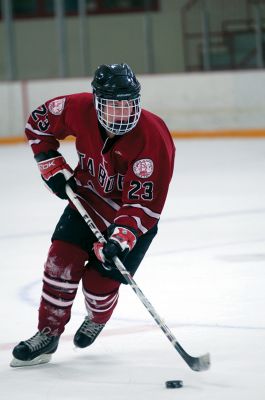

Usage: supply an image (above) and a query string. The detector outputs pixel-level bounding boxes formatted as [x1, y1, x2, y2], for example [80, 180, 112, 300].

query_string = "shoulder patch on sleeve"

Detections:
[133, 159, 154, 178]
[48, 98, 66, 115]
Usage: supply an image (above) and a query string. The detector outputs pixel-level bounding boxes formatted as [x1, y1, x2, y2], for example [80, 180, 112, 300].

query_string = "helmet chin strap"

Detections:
[105, 130, 115, 138]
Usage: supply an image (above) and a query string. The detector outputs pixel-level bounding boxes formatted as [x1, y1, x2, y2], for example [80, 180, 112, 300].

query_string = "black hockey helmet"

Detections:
[91, 63, 141, 135]
[91, 63, 141, 100]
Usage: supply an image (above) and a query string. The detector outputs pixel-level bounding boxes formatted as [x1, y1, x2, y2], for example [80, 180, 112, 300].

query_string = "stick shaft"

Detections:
[65, 184, 210, 371]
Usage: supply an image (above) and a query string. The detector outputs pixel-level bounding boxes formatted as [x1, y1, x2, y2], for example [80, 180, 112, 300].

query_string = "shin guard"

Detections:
[38, 240, 88, 335]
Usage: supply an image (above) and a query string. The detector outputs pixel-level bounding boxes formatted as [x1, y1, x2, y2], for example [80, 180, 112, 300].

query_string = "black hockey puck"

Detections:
[165, 380, 183, 389]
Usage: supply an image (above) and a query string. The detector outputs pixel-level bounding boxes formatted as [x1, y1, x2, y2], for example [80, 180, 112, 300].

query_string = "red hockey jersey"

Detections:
[25, 93, 175, 236]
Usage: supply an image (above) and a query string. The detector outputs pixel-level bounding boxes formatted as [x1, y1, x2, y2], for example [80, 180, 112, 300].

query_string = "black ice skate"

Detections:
[74, 317, 105, 348]
[10, 329, 60, 367]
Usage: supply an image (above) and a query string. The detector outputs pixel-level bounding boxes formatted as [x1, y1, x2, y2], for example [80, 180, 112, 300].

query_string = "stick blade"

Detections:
[189, 352, 211, 371]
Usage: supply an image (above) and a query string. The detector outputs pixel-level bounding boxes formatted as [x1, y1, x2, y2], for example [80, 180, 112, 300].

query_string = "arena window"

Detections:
[1, 0, 159, 19]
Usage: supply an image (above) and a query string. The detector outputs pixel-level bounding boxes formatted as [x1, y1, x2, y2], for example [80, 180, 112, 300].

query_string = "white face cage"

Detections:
[95, 96, 141, 135]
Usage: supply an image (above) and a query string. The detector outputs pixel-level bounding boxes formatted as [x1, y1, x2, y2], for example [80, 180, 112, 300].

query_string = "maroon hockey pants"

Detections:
[38, 240, 120, 336]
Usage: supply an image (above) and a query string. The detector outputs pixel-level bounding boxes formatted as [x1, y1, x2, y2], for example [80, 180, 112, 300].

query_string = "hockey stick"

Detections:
[65, 184, 210, 372]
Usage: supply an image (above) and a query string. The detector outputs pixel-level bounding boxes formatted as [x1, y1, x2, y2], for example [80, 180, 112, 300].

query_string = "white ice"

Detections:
[0, 138, 265, 400]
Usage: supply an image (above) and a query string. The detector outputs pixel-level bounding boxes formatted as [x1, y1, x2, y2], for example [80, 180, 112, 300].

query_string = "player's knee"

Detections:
[45, 240, 87, 278]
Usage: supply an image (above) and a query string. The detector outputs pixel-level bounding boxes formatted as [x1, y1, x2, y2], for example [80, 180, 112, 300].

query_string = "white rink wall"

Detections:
[0, 82, 25, 138]
[1, 70, 265, 138]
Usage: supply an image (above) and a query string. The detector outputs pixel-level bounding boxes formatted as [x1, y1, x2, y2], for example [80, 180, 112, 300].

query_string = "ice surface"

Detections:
[0, 139, 265, 400]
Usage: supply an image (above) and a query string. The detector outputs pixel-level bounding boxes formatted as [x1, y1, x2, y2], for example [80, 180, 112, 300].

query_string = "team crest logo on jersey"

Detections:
[48, 98, 66, 115]
[133, 159, 154, 178]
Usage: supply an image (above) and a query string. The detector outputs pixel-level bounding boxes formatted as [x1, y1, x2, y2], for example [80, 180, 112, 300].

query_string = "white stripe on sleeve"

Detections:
[114, 215, 148, 234]
[123, 203, 160, 219]
[28, 138, 41, 146]
[26, 122, 54, 137]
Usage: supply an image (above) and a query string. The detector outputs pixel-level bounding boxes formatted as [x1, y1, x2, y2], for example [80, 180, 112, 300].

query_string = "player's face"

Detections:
[95, 96, 141, 136]
[102, 100, 134, 124]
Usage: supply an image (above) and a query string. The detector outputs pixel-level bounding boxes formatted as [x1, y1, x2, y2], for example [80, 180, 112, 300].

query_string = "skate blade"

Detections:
[10, 353, 52, 367]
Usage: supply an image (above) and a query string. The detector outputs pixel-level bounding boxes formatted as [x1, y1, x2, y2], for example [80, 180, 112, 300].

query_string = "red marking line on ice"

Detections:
[2, 322, 264, 351]
[0, 324, 155, 352]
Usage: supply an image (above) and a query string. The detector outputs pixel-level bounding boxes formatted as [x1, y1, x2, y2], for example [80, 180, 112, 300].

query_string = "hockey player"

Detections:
[11, 63, 175, 367]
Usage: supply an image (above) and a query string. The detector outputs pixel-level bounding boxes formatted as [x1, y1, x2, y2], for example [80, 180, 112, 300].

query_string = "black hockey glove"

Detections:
[35, 150, 77, 199]
[93, 224, 137, 271]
